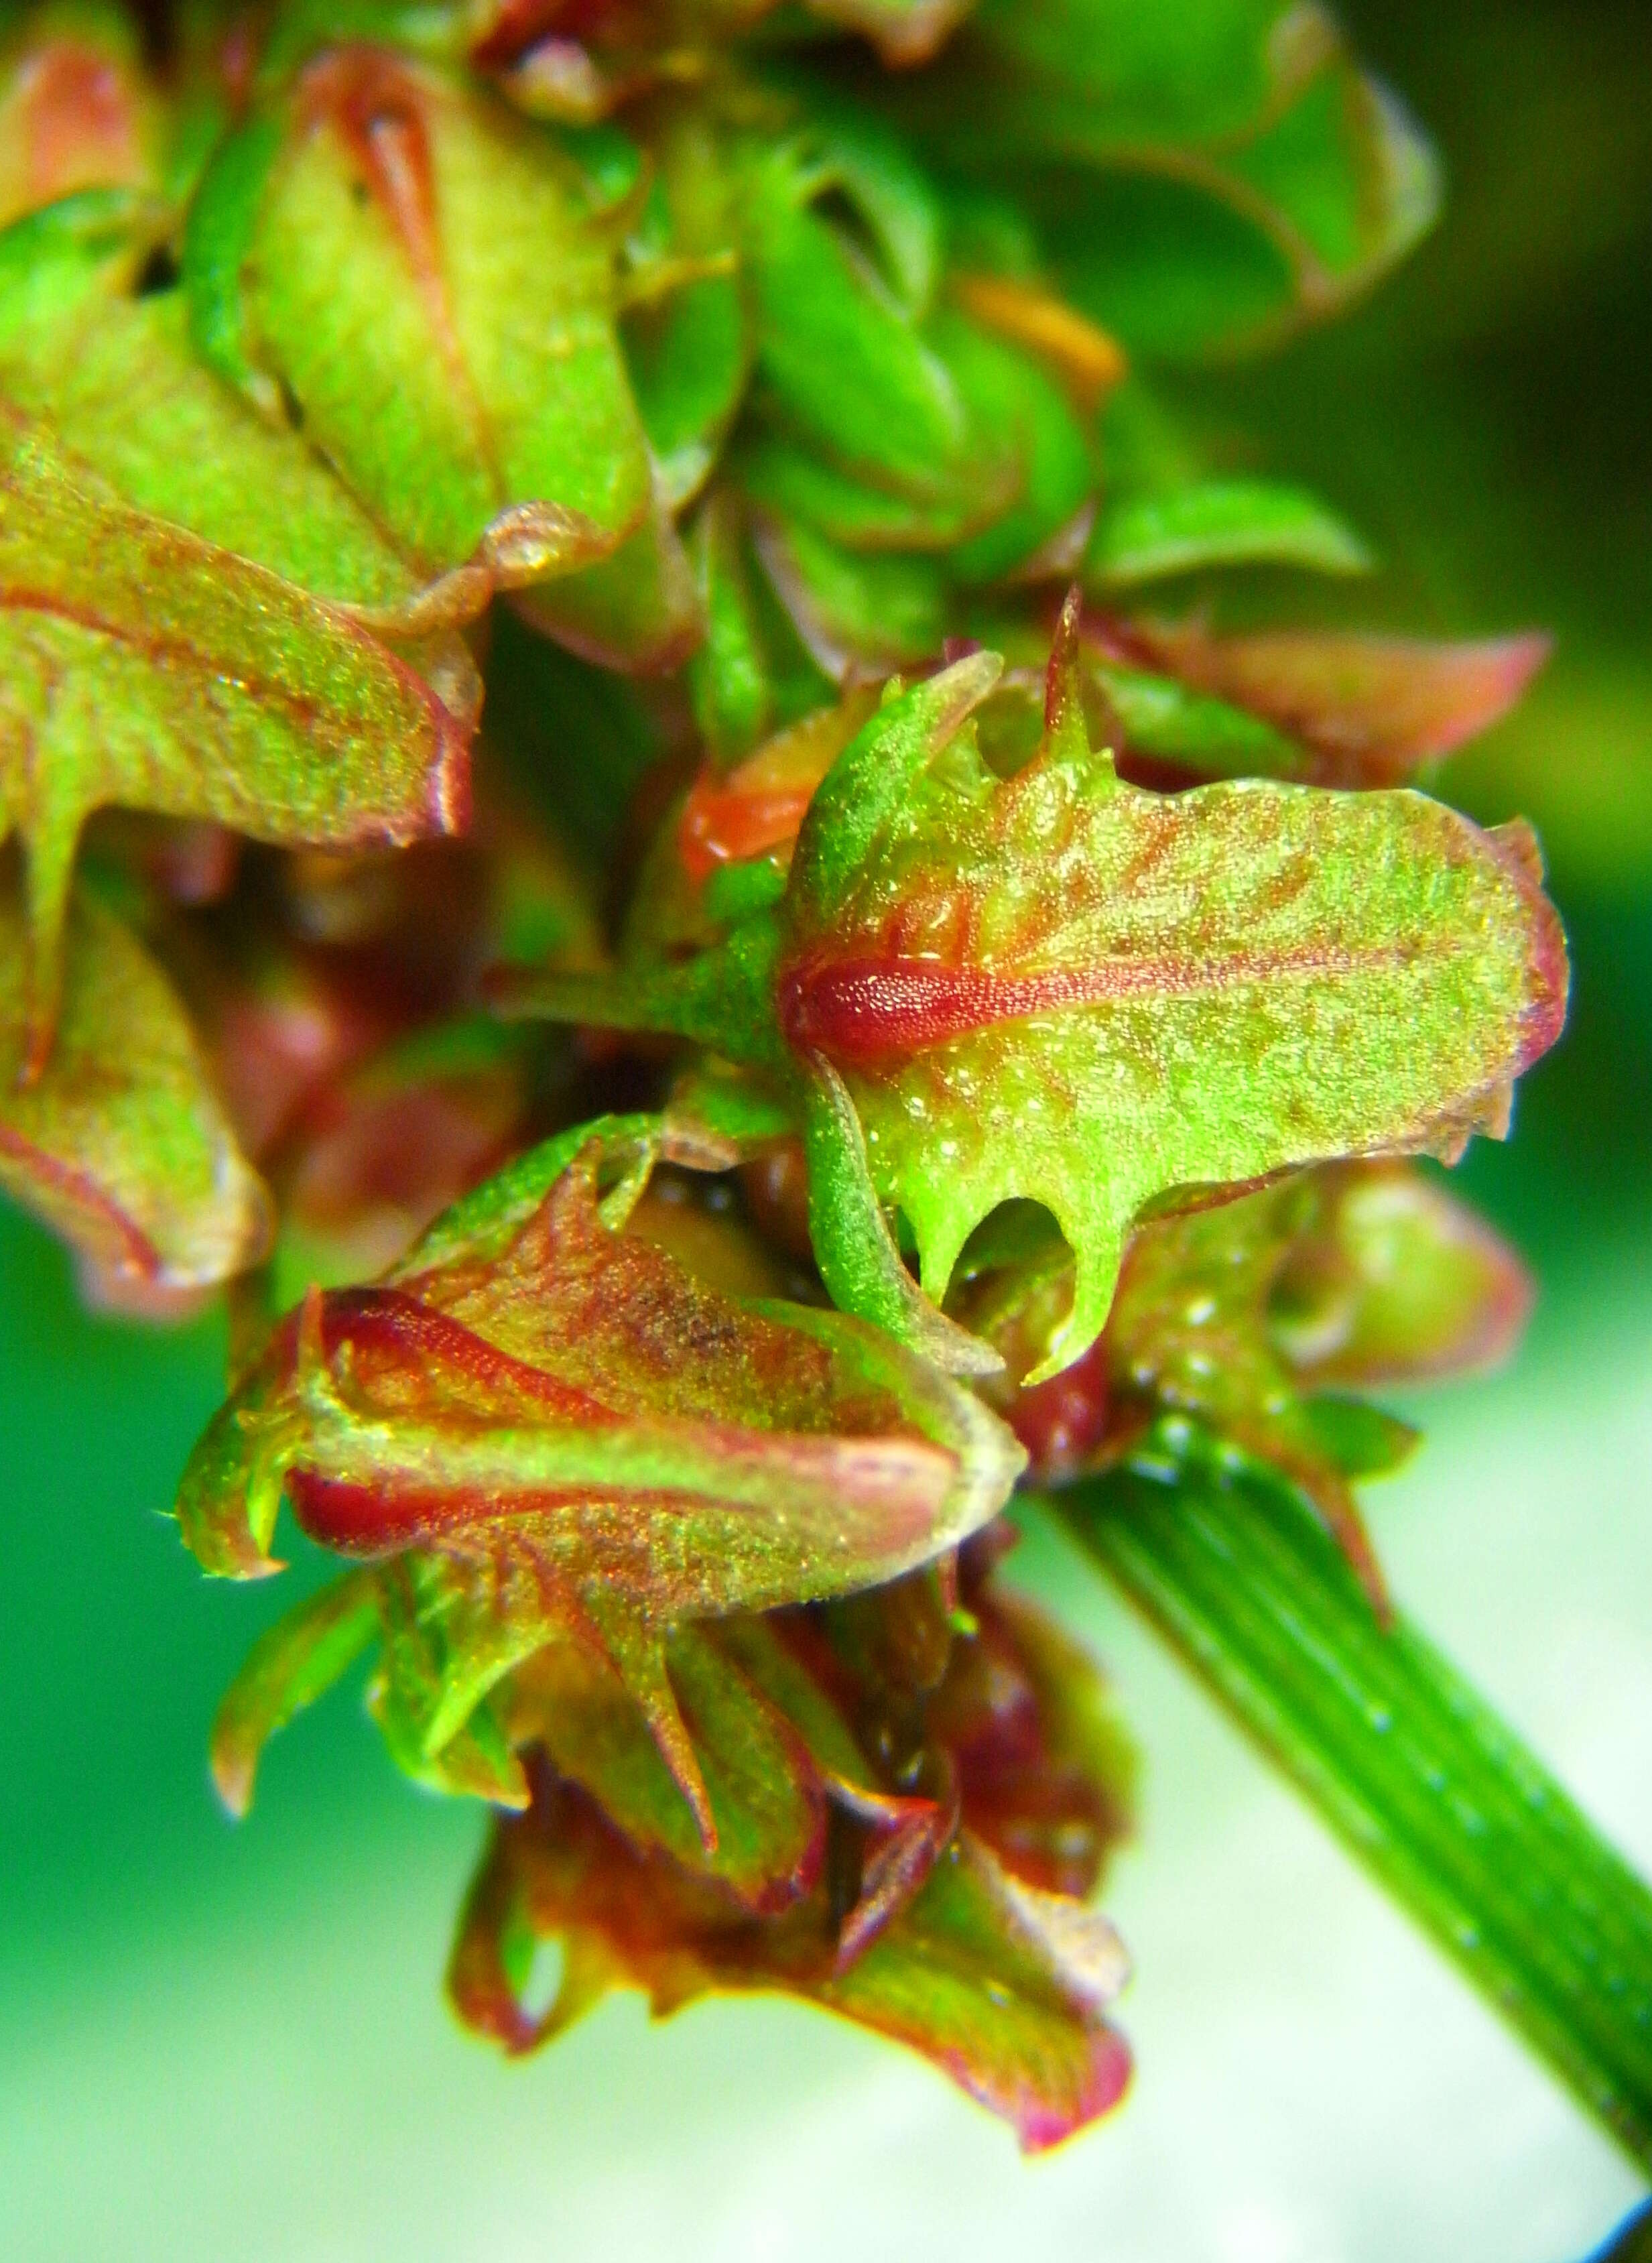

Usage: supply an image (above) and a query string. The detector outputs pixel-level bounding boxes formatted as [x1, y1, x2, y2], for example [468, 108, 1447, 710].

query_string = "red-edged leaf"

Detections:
[1121, 621, 1551, 785]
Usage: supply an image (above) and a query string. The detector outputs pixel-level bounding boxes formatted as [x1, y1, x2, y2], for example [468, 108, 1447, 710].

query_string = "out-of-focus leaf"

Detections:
[804, 0, 978, 67]
[749, 509, 950, 671]
[264, 1016, 546, 1303]
[740, 125, 948, 488]
[1087, 478, 1372, 587]
[735, 128, 1096, 593]
[881, 0, 1440, 359]
[684, 490, 837, 766]
[177, 1122, 1022, 1835]
[0, 406, 470, 1063]
[957, 1158, 1532, 1597]
[481, 609, 670, 867]
[620, 107, 747, 511]
[951, 269, 1127, 413]
[1123, 621, 1554, 784]
[1267, 1161, 1534, 1387]
[0, 6, 157, 227]
[210, 1569, 379, 1817]
[198, 778, 597, 1229]
[0, 876, 271, 1298]
[450, 1781, 1130, 2150]
[509, 473, 703, 673]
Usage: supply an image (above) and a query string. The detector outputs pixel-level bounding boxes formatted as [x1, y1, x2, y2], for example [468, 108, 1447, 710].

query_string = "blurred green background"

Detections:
[3, 3, 1649, 2256]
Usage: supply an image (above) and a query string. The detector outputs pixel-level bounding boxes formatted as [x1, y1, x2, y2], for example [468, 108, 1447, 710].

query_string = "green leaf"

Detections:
[1058, 1447, 1652, 2173]
[682, 491, 838, 765]
[499, 620, 1568, 1382]
[777, 626, 1567, 1378]
[750, 509, 949, 672]
[0, 192, 407, 605]
[0, 876, 271, 1298]
[370, 1552, 529, 1807]
[1087, 477, 1373, 586]
[619, 108, 747, 511]
[741, 127, 953, 492]
[1087, 658, 1308, 780]
[186, 47, 672, 652]
[0, 405, 469, 1063]
[884, 0, 1441, 358]
[737, 127, 1100, 585]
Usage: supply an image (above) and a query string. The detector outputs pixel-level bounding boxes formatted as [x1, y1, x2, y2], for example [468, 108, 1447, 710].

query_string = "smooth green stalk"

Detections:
[1052, 1446, 1652, 2171]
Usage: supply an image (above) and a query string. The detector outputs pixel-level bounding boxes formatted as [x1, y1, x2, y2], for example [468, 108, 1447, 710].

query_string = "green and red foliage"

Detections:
[4, 0, 1649, 2174]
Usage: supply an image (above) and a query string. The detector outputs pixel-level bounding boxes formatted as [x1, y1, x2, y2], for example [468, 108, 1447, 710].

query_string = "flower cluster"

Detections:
[0, 0, 1569, 2146]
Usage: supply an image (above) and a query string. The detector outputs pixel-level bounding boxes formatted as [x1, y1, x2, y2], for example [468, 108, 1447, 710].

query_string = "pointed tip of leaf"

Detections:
[590, 1610, 719, 1853]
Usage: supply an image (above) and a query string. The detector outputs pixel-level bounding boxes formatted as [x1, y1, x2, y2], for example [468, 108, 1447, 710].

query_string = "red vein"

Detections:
[779, 944, 1415, 1065]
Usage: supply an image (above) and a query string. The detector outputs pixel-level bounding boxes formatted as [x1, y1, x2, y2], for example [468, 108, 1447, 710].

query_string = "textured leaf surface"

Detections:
[501, 621, 1567, 1378]
[776, 629, 1566, 1375]
[178, 1123, 1021, 1833]
[0, 877, 271, 1297]
[0, 407, 469, 1060]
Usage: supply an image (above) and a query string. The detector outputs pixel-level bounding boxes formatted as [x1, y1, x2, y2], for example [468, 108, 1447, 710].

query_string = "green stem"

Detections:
[1050, 1449, 1652, 2172]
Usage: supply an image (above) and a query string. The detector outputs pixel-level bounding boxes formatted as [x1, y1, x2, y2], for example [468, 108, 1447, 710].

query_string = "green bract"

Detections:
[179, 1122, 1023, 1837]
[504, 612, 1566, 1379]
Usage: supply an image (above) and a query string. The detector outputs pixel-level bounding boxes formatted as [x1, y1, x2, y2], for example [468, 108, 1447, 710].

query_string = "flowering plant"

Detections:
[3, 0, 1647, 2171]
